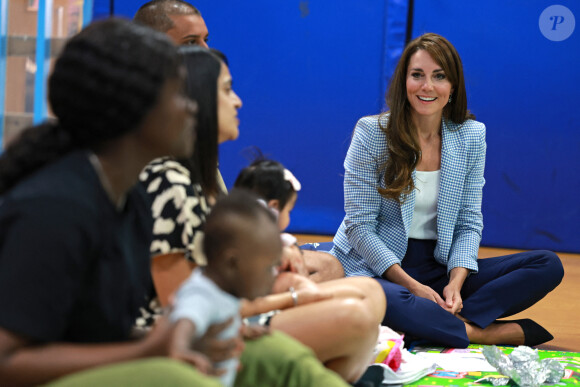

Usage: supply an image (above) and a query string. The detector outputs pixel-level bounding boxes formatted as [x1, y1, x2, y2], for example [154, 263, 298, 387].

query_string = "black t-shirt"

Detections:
[0, 150, 153, 343]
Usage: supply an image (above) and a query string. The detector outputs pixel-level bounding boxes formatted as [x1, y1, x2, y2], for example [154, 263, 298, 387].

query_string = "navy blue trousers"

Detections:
[376, 239, 564, 348]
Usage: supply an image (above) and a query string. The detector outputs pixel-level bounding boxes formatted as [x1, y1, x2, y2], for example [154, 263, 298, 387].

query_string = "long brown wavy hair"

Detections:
[379, 33, 474, 202]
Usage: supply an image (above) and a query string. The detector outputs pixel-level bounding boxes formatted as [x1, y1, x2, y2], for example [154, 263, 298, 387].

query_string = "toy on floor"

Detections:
[373, 325, 404, 371]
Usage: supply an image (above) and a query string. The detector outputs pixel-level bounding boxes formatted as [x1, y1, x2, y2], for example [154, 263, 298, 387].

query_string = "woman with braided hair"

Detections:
[0, 18, 228, 386]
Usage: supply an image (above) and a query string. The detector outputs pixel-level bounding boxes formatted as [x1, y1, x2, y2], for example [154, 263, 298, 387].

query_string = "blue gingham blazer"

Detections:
[332, 114, 486, 278]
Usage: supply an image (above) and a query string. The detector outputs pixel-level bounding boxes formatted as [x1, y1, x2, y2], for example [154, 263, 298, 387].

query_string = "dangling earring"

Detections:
[448, 96, 453, 104]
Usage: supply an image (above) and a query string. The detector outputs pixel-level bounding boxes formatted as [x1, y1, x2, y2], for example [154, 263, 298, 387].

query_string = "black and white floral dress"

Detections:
[135, 157, 212, 329]
[140, 157, 211, 265]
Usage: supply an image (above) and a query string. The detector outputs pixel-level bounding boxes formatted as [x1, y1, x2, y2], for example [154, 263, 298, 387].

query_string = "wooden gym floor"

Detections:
[295, 234, 580, 352]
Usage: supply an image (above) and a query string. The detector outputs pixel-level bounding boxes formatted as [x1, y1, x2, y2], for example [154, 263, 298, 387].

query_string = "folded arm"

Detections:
[448, 124, 486, 274]
[343, 117, 402, 276]
[241, 273, 333, 317]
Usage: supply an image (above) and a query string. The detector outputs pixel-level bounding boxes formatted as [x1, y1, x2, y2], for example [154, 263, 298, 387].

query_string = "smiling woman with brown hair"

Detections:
[330, 32, 563, 349]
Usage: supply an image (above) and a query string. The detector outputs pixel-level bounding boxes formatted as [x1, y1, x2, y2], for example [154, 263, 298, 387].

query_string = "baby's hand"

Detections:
[241, 323, 270, 340]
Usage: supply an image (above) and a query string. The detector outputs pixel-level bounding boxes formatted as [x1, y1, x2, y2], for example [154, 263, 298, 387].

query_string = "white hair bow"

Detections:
[284, 169, 301, 192]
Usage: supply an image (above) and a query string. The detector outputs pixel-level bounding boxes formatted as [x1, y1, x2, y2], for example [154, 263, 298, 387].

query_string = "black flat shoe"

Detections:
[496, 318, 553, 347]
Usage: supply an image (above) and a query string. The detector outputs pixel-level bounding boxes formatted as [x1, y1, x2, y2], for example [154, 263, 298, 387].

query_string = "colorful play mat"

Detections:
[403, 345, 580, 386]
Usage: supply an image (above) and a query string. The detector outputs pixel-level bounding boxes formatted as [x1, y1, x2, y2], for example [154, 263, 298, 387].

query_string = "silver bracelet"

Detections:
[289, 286, 298, 307]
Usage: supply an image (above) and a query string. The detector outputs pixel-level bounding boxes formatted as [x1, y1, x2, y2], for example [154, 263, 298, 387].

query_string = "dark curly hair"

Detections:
[203, 189, 278, 263]
[234, 157, 298, 211]
[0, 18, 180, 194]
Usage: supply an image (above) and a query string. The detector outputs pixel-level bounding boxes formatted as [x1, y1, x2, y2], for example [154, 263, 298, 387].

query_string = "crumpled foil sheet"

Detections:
[482, 346, 565, 387]
[474, 375, 511, 386]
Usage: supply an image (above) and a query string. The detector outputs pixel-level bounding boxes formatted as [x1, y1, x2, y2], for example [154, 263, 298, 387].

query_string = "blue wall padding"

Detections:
[92, 1, 111, 20]
[95, 0, 578, 252]
[382, 0, 410, 97]
[105, 0, 400, 236]
[411, 0, 579, 252]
